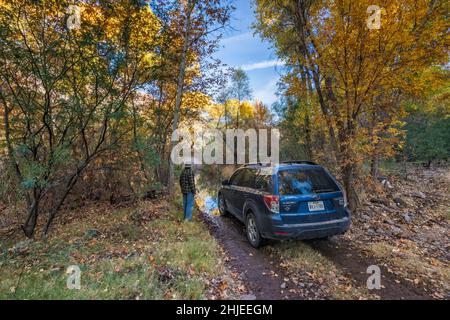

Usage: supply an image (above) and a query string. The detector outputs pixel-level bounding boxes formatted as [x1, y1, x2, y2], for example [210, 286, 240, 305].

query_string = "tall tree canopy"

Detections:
[255, 0, 449, 208]
[0, 0, 232, 237]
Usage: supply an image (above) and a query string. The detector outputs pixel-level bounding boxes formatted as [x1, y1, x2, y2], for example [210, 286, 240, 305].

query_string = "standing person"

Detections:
[179, 163, 196, 221]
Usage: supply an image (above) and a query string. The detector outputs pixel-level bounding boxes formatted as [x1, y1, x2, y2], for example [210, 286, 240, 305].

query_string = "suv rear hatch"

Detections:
[277, 167, 346, 224]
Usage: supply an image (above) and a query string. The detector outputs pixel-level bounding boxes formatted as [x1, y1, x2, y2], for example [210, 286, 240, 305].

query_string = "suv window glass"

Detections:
[238, 169, 256, 188]
[255, 171, 274, 193]
[278, 168, 339, 195]
[230, 169, 245, 185]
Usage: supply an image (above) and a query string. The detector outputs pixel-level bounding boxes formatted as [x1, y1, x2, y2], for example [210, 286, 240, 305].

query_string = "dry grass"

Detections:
[0, 198, 230, 300]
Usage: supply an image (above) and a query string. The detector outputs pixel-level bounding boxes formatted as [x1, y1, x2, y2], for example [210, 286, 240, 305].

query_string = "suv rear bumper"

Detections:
[261, 213, 351, 240]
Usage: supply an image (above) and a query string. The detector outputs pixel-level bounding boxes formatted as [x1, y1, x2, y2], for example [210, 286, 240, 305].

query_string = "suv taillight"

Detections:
[264, 195, 279, 213]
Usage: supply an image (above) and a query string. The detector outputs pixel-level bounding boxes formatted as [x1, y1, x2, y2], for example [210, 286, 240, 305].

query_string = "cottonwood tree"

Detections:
[255, 0, 448, 209]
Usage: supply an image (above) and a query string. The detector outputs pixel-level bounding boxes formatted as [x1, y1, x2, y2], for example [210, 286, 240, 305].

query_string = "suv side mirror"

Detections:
[222, 179, 230, 186]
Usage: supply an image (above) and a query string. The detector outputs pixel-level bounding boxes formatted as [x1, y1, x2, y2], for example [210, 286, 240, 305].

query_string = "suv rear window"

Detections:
[278, 168, 340, 195]
[255, 171, 274, 193]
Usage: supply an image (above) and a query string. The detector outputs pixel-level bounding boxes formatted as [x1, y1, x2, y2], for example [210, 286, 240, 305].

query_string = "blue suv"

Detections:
[218, 161, 351, 248]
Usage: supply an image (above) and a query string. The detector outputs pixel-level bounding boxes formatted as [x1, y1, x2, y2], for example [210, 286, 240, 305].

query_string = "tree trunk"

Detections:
[168, 2, 193, 196]
[303, 70, 314, 160]
[131, 99, 149, 182]
[22, 195, 40, 238]
[304, 113, 313, 160]
[2, 93, 37, 237]
[370, 153, 379, 180]
[341, 164, 358, 211]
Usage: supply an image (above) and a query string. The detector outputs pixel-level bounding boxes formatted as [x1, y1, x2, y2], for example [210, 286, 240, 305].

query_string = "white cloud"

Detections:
[241, 59, 285, 71]
[221, 32, 253, 45]
[253, 77, 279, 106]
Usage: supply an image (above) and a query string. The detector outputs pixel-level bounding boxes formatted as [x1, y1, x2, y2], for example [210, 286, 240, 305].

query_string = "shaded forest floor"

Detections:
[0, 199, 247, 299]
[0, 164, 448, 300]
[345, 165, 449, 299]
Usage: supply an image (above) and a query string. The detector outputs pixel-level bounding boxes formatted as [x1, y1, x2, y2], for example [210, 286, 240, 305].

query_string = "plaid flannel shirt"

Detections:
[180, 168, 196, 194]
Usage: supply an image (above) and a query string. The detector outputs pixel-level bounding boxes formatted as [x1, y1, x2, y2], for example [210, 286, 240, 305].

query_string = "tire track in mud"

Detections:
[307, 238, 433, 300]
[200, 211, 314, 300]
[200, 210, 432, 300]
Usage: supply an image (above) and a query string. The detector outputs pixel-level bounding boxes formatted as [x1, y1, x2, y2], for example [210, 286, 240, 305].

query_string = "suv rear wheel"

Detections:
[246, 212, 264, 248]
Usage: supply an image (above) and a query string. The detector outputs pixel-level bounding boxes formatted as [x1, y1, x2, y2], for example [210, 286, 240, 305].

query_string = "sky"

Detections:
[214, 0, 284, 107]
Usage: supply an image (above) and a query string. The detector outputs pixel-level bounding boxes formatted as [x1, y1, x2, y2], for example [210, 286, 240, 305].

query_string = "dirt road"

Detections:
[200, 211, 312, 299]
[307, 238, 431, 299]
[196, 167, 436, 300]
[200, 209, 432, 300]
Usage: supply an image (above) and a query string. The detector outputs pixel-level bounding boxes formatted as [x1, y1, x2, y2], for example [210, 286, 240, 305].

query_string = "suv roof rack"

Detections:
[241, 161, 319, 167]
[281, 160, 318, 165]
[241, 162, 272, 167]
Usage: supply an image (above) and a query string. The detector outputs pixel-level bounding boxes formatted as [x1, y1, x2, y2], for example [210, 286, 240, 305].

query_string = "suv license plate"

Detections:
[308, 201, 325, 212]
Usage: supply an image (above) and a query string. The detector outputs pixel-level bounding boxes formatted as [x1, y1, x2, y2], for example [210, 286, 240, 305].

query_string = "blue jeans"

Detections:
[183, 192, 194, 221]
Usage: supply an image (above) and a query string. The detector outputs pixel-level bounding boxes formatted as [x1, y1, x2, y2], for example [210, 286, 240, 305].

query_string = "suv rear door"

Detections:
[224, 169, 244, 215]
[233, 168, 256, 219]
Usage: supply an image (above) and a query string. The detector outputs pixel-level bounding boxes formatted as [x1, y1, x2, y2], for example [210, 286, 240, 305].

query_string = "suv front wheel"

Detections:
[246, 212, 264, 248]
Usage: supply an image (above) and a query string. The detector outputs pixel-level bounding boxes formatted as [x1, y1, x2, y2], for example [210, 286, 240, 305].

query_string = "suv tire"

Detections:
[246, 212, 264, 248]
